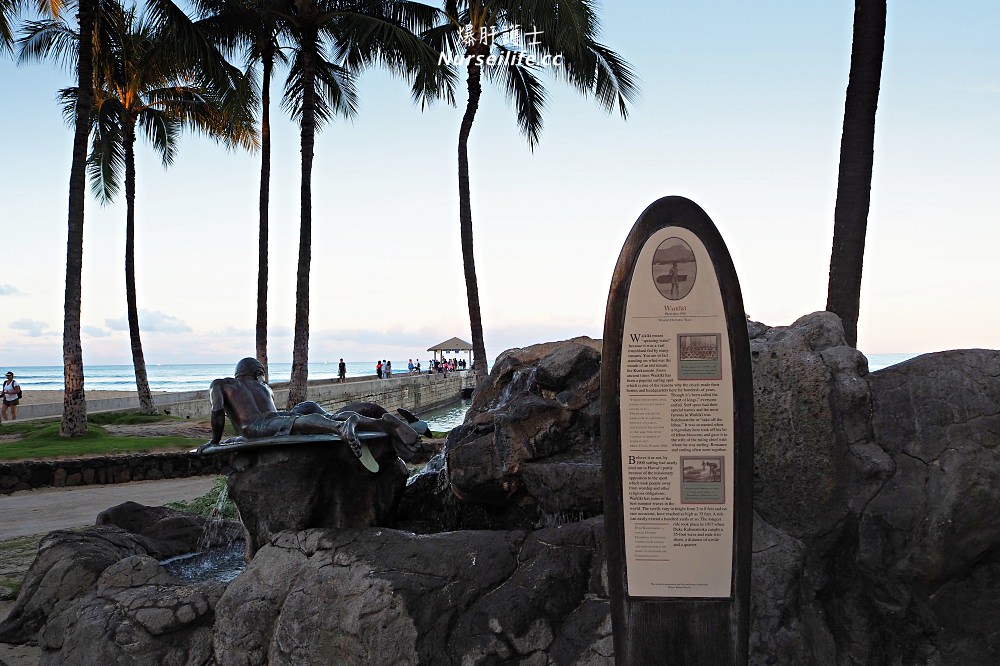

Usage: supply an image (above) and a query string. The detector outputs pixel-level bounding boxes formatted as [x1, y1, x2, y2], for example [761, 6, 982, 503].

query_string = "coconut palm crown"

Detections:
[427, 0, 638, 381]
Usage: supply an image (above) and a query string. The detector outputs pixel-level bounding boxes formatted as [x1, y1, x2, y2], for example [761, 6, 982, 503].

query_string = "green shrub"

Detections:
[167, 476, 238, 520]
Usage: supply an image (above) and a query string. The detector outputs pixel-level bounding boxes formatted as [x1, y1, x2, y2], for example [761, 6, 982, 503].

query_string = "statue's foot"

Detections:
[381, 413, 419, 461]
[381, 413, 418, 446]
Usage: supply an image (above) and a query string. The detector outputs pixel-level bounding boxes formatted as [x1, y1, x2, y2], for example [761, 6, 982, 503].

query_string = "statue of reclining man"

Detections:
[208, 358, 420, 468]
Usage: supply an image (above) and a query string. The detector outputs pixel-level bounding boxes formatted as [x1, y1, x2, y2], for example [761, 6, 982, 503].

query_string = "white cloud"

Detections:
[0, 284, 20, 296]
[106, 310, 192, 334]
[82, 325, 112, 338]
[10, 318, 49, 337]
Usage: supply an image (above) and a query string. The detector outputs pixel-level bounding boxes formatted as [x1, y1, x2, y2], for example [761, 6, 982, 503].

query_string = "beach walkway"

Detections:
[0, 476, 218, 541]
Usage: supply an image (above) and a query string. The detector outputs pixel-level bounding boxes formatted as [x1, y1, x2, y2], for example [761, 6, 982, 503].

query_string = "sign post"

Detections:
[601, 196, 753, 664]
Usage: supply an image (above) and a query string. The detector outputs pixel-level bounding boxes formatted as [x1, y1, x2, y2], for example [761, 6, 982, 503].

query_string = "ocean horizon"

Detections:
[3, 353, 922, 393]
[1, 361, 454, 393]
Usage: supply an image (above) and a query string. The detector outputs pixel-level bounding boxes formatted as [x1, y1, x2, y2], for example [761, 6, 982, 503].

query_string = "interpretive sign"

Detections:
[601, 196, 753, 664]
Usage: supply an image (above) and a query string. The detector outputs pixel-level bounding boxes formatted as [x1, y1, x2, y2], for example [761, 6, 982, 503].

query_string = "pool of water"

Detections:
[419, 399, 471, 432]
[161, 543, 246, 584]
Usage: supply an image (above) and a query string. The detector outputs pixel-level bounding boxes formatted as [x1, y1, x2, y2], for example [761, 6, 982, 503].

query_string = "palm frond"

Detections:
[487, 45, 547, 148]
[16, 18, 77, 70]
[136, 106, 180, 166]
[326, 3, 455, 107]
[87, 96, 127, 203]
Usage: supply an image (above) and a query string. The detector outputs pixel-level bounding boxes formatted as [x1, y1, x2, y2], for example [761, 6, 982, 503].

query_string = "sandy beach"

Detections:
[13, 389, 163, 408]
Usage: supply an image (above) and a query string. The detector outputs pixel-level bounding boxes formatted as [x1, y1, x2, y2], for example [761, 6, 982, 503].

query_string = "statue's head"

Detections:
[235, 357, 265, 380]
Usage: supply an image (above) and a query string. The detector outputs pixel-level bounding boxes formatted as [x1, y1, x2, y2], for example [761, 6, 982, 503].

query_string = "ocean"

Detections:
[3, 353, 921, 393]
[1, 361, 428, 393]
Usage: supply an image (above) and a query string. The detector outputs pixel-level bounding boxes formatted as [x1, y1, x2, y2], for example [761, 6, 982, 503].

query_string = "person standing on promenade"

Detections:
[407, 359, 414, 375]
[376, 360, 383, 379]
[385, 360, 392, 379]
[2, 372, 21, 421]
[338, 358, 347, 384]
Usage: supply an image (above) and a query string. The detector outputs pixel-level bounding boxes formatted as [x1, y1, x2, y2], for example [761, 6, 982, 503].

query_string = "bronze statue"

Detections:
[207, 358, 420, 471]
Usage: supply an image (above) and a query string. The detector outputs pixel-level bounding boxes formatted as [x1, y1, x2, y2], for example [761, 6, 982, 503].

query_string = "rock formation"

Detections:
[0, 502, 238, 648]
[5, 314, 1000, 664]
[226, 435, 408, 558]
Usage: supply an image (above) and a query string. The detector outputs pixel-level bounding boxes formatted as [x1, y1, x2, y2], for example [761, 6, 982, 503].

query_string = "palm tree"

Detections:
[273, 0, 451, 407]
[427, 1, 637, 382]
[191, 0, 289, 381]
[2, 0, 91, 436]
[21, 0, 256, 413]
[826, 0, 886, 347]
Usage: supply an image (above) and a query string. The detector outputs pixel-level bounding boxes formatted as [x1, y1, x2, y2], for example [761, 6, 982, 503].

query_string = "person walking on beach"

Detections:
[338, 358, 347, 384]
[2, 371, 21, 421]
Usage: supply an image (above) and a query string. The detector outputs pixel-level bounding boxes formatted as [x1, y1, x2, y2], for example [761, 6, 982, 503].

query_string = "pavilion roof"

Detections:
[427, 337, 473, 352]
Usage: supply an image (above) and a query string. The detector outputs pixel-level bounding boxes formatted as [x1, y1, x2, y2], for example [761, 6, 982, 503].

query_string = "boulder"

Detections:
[435, 337, 603, 529]
[0, 527, 154, 645]
[226, 436, 409, 557]
[0, 502, 229, 645]
[37, 555, 224, 665]
[746, 314, 1000, 664]
[212, 519, 608, 666]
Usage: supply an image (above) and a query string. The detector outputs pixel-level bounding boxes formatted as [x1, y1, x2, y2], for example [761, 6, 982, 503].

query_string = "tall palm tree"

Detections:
[274, 0, 451, 407]
[21, 0, 256, 413]
[3, 0, 91, 436]
[826, 0, 886, 347]
[192, 0, 289, 380]
[427, 0, 637, 382]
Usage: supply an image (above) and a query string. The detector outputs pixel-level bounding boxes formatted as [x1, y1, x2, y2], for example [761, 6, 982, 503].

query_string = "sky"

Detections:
[1, 1, 998, 369]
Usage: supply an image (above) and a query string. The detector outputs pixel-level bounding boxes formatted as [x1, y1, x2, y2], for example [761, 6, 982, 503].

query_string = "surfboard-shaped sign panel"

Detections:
[601, 196, 753, 665]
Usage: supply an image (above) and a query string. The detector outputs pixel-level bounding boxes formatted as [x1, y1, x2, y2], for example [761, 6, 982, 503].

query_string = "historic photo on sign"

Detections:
[681, 456, 726, 503]
[651, 237, 697, 300]
[678, 333, 722, 380]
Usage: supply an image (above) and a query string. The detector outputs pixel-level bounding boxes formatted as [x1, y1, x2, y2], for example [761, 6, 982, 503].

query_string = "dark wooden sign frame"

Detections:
[601, 196, 753, 664]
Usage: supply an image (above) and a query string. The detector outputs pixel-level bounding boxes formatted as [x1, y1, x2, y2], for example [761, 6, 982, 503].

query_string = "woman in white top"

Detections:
[2, 371, 20, 421]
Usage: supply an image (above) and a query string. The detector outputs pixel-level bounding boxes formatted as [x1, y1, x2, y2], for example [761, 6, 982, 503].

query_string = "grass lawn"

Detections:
[0, 413, 207, 461]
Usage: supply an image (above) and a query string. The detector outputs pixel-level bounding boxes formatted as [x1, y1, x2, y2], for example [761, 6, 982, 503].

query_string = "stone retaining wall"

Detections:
[0, 450, 239, 495]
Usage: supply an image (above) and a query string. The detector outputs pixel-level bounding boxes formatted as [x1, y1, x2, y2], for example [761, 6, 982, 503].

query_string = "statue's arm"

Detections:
[209, 380, 227, 444]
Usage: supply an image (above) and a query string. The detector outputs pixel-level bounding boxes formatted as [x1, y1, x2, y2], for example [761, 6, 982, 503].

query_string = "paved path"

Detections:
[0, 476, 218, 540]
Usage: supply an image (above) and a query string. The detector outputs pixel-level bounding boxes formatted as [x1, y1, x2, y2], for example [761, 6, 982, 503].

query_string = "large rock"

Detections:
[37, 555, 224, 665]
[409, 337, 603, 531]
[746, 313, 1000, 664]
[212, 519, 608, 665]
[226, 436, 409, 557]
[0, 502, 227, 645]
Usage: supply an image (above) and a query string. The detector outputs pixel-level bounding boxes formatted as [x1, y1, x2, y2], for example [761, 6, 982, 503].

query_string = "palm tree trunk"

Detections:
[256, 52, 273, 380]
[60, 0, 96, 437]
[287, 44, 317, 408]
[124, 125, 156, 414]
[458, 53, 488, 383]
[826, 0, 886, 347]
